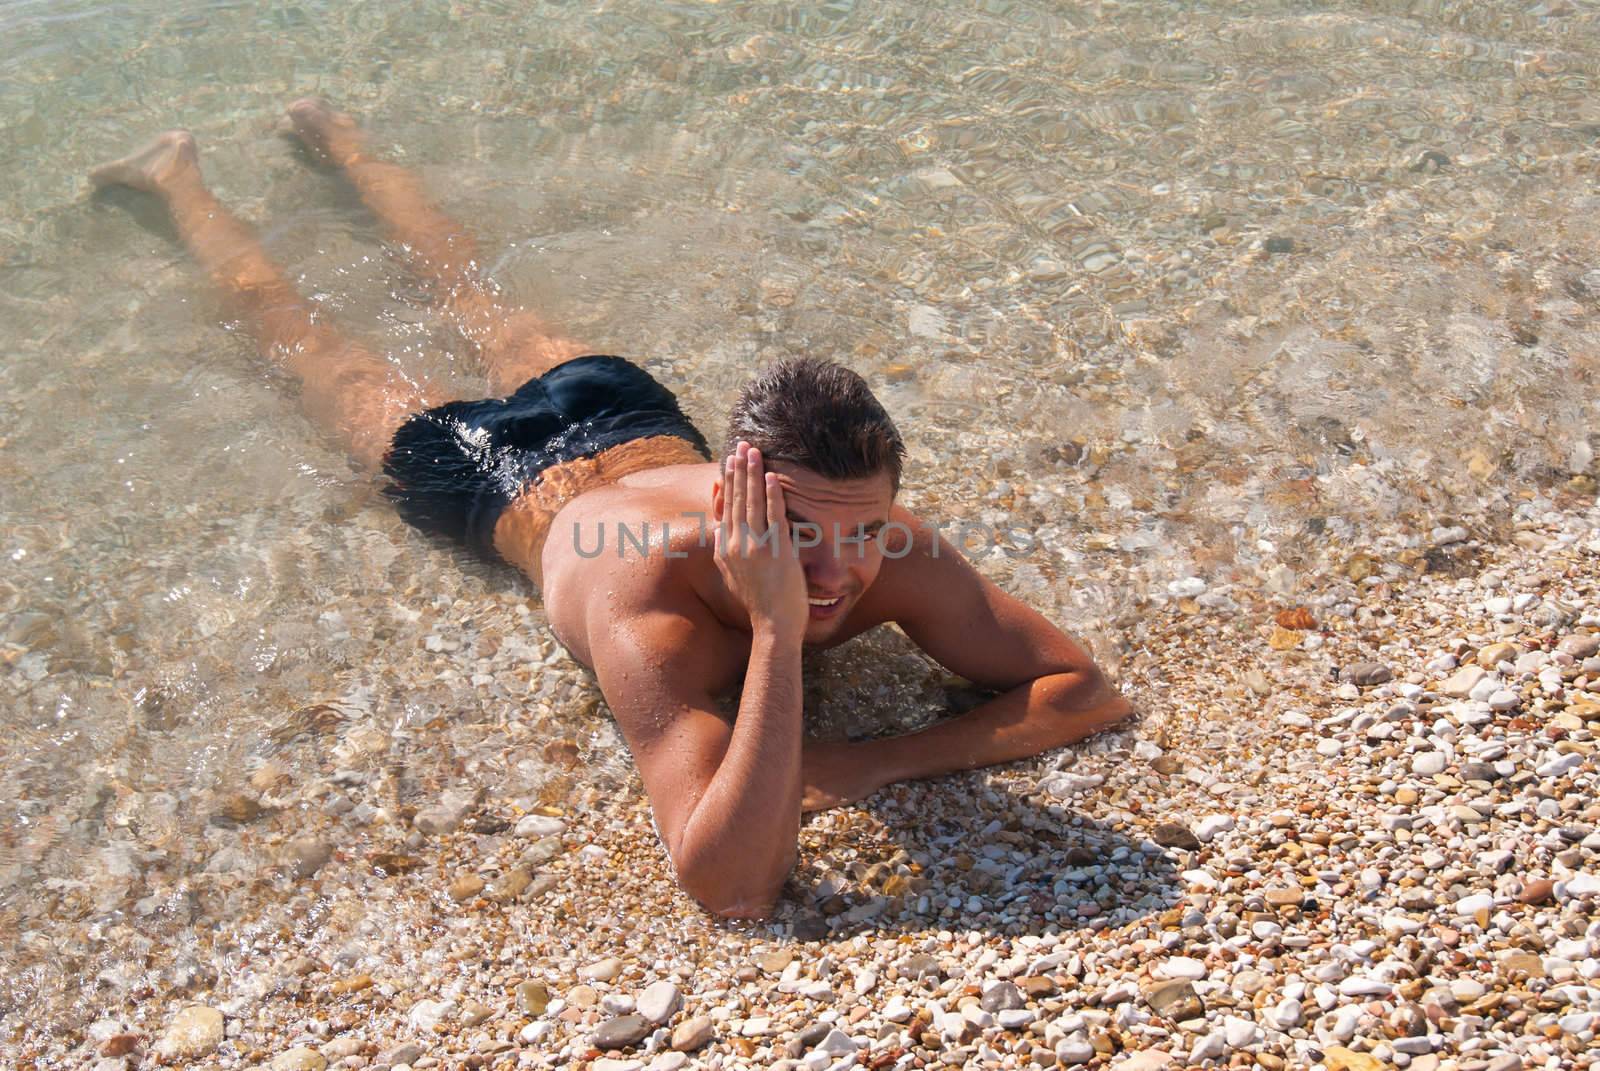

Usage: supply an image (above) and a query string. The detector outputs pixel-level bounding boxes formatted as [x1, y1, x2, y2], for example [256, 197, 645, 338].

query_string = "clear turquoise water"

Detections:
[2, 0, 1599, 1041]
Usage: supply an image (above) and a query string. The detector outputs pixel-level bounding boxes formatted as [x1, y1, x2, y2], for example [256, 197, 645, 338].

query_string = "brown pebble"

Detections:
[1519, 878, 1555, 905]
[448, 873, 486, 902]
[211, 792, 262, 825]
[329, 974, 372, 995]
[99, 1034, 143, 1057]
[671, 1014, 714, 1051]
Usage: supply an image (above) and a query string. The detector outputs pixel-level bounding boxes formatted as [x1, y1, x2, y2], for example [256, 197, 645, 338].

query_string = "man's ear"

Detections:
[711, 479, 723, 522]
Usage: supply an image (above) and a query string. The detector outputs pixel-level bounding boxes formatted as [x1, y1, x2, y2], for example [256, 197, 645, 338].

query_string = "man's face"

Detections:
[764, 461, 896, 641]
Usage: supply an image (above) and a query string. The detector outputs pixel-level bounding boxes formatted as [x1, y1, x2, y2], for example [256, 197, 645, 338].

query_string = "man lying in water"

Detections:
[92, 102, 1132, 918]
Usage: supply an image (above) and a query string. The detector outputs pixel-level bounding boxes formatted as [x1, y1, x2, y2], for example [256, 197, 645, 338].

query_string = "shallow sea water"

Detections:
[2, 0, 1598, 1040]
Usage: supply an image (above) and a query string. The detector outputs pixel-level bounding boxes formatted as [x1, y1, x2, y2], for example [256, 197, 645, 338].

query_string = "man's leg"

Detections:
[91, 131, 444, 471]
[284, 99, 588, 396]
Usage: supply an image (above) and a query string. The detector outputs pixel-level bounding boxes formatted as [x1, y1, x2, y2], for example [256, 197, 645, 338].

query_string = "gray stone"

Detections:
[981, 981, 1026, 1013]
[593, 1015, 651, 1051]
[413, 789, 478, 835]
[284, 838, 333, 878]
[1340, 662, 1393, 686]
[812, 1029, 857, 1057]
[379, 1042, 425, 1068]
[795, 1022, 832, 1049]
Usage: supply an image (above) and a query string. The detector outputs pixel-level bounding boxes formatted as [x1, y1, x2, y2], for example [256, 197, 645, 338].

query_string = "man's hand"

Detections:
[801, 739, 885, 812]
[714, 441, 808, 639]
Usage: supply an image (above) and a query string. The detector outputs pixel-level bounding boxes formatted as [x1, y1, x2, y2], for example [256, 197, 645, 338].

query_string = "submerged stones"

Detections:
[155, 1006, 223, 1060]
[284, 837, 333, 878]
[413, 789, 479, 835]
[271, 1047, 327, 1071]
[15, 414, 1600, 1071]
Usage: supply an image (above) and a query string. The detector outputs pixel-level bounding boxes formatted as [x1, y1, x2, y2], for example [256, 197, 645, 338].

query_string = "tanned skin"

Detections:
[533, 445, 1132, 917]
[93, 105, 1132, 921]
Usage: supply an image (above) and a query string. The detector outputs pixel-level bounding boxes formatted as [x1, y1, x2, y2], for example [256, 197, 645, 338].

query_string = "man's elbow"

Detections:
[673, 848, 792, 920]
[1044, 669, 1134, 734]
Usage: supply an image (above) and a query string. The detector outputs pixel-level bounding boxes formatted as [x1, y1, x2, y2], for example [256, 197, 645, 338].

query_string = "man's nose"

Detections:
[801, 545, 848, 590]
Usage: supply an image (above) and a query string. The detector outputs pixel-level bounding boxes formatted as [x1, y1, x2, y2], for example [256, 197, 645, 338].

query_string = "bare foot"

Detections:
[284, 98, 365, 166]
[90, 130, 199, 195]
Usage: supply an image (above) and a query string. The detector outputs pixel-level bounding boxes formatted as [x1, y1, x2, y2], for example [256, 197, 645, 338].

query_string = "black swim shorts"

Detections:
[382, 355, 711, 557]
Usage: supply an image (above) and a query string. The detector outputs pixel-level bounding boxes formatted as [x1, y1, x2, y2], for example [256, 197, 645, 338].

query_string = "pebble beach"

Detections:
[5, 1, 1600, 1069]
[13, 491, 1600, 1071]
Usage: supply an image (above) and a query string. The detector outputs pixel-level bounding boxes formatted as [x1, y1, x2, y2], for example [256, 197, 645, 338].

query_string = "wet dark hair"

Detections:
[725, 357, 906, 492]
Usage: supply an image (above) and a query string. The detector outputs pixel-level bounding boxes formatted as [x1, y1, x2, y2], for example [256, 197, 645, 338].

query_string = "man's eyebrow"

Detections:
[783, 511, 889, 531]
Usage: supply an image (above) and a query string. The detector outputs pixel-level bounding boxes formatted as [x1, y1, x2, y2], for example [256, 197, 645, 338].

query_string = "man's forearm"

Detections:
[864, 670, 1131, 787]
[674, 624, 804, 914]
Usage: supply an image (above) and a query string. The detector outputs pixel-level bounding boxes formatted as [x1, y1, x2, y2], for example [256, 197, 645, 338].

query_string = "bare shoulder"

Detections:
[855, 503, 963, 618]
[859, 503, 1089, 689]
[571, 541, 747, 715]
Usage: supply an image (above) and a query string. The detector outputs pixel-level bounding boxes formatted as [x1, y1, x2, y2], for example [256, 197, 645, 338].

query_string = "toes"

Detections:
[286, 97, 326, 123]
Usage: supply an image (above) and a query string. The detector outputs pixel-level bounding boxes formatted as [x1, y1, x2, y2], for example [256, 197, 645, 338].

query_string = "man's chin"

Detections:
[802, 604, 850, 642]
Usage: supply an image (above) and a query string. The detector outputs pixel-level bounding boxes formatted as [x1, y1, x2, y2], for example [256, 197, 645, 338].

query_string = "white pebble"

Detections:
[1154, 957, 1207, 980]
[1269, 999, 1304, 1029]
[1412, 752, 1447, 776]
[514, 814, 566, 838]
[1487, 689, 1520, 711]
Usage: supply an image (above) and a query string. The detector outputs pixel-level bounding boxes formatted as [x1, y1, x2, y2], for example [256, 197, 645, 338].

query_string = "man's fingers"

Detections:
[726, 448, 746, 554]
[745, 446, 768, 548]
[765, 472, 787, 555]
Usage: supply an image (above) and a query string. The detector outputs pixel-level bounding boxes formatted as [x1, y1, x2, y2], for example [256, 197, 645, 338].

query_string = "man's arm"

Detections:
[590, 606, 804, 916]
[803, 510, 1131, 809]
[588, 442, 811, 917]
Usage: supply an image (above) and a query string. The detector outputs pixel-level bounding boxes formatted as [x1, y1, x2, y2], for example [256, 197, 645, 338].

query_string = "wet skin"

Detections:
[91, 111, 1131, 920]
[526, 444, 1132, 917]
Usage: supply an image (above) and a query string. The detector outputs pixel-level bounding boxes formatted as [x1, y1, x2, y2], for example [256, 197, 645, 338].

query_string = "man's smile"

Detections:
[807, 592, 848, 619]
